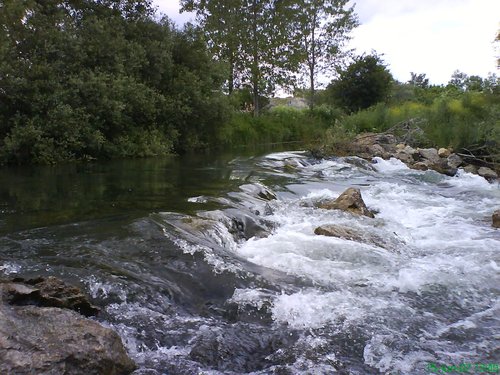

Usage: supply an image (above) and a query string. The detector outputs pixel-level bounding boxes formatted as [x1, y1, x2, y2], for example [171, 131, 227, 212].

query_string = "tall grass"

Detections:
[216, 105, 341, 148]
[338, 92, 500, 150]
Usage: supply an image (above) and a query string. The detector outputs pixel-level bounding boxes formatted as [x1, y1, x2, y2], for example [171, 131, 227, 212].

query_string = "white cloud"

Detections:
[155, 0, 500, 85]
[153, 0, 195, 26]
[349, 0, 500, 84]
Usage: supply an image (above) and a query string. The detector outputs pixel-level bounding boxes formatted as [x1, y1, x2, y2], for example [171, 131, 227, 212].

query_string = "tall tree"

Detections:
[327, 54, 393, 113]
[181, 0, 301, 115]
[180, 0, 242, 94]
[294, 0, 357, 109]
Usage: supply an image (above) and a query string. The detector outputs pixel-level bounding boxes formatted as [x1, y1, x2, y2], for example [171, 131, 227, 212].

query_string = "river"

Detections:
[0, 150, 499, 374]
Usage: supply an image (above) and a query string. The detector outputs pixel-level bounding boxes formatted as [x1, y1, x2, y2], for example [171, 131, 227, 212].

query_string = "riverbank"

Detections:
[311, 119, 499, 181]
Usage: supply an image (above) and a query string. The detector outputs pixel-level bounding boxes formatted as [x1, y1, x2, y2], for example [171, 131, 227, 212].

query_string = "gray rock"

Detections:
[368, 144, 388, 158]
[314, 224, 402, 251]
[463, 164, 478, 174]
[493, 210, 500, 228]
[239, 183, 277, 201]
[477, 167, 498, 180]
[418, 148, 440, 164]
[447, 154, 463, 169]
[432, 159, 458, 177]
[394, 146, 417, 164]
[0, 280, 136, 375]
[317, 187, 375, 218]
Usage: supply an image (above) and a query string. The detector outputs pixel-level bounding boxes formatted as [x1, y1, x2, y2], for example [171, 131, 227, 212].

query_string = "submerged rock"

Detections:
[318, 188, 375, 218]
[314, 224, 391, 250]
[240, 183, 277, 201]
[0, 279, 136, 375]
[493, 210, 500, 228]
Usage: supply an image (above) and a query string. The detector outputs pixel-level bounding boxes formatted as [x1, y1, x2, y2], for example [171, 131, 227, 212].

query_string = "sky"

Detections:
[153, 0, 500, 86]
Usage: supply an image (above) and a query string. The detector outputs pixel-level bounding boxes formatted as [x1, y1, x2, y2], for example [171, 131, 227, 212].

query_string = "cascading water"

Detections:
[0, 151, 498, 374]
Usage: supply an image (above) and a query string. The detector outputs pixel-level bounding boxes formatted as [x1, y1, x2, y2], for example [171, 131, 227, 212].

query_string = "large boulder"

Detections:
[417, 148, 440, 164]
[394, 145, 417, 164]
[477, 167, 498, 180]
[0, 279, 136, 375]
[438, 148, 451, 158]
[432, 159, 458, 177]
[447, 154, 463, 169]
[8, 276, 99, 317]
[317, 187, 375, 218]
[349, 133, 399, 159]
[463, 164, 478, 174]
[493, 210, 500, 228]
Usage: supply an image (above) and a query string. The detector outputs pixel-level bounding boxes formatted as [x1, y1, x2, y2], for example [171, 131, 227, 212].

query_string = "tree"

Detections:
[181, 0, 302, 115]
[294, 0, 357, 110]
[448, 70, 468, 91]
[327, 54, 393, 113]
[0, 0, 231, 164]
[408, 72, 429, 88]
[180, 0, 242, 94]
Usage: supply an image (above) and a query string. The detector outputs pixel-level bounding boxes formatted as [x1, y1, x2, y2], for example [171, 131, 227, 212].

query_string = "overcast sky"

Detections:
[153, 0, 499, 85]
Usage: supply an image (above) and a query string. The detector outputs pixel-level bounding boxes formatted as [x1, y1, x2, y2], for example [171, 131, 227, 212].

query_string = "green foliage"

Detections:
[327, 54, 393, 113]
[0, 0, 230, 165]
[331, 91, 500, 152]
[216, 106, 335, 147]
[182, 0, 307, 115]
[294, 0, 358, 109]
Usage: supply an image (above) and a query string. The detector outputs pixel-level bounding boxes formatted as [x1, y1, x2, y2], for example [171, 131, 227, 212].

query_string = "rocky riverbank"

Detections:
[0, 277, 136, 375]
[313, 131, 499, 181]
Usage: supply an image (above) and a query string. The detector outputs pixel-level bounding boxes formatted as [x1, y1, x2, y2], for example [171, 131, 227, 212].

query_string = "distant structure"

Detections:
[268, 97, 308, 110]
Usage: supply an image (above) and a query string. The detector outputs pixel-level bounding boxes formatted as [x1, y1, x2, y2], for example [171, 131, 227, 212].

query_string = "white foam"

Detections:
[372, 157, 410, 172]
[0, 261, 21, 275]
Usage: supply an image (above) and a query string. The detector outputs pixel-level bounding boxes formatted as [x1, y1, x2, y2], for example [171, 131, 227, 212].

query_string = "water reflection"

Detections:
[0, 150, 275, 234]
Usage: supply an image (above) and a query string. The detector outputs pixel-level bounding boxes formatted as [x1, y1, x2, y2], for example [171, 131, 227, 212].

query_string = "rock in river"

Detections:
[0, 278, 136, 375]
[314, 224, 400, 251]
[317, 187, 375, 218]
[477, 167, 498, 181]
[493, 210, 500, 229]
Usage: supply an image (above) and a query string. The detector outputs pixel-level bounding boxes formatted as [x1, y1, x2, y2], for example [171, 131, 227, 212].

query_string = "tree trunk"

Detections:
[308, 12, 317, 111]
[251, 0, 259, 116]
[228, 53, 234, 94]
[309, 64, 315, 111]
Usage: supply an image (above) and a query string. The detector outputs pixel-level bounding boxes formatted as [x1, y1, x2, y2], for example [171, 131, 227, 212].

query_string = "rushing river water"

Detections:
[0, 150, 499, 374]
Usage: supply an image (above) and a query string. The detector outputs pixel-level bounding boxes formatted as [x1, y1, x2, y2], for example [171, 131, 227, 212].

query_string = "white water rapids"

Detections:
[163, 152, 499, 374]
[225, 153, 499, 373]
[2, 151, 498, 374]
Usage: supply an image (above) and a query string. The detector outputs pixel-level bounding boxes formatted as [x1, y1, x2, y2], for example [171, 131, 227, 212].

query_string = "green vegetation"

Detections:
[327, 54, 393, 113]
[181, 0, 357, 114]
[216, 105, 341, 147]
[0, 1, 498, 166]
[0, 0, 228, 165]
[318, 71, 500, 165]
